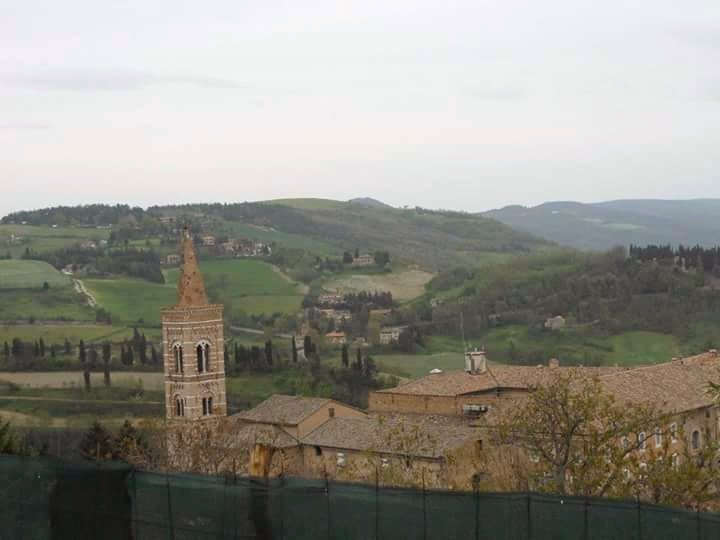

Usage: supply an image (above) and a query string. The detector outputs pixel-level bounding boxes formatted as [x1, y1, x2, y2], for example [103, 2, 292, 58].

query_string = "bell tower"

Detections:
[161, 228, 227, 420]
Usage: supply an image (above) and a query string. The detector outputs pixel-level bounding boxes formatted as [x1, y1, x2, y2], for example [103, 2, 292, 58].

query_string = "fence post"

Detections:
[131, 469, 138, 540]
[527, 493, 532, 540]
[325, 470, 331, 540]
[474, 482, 479, 540]
[375, 466, 380, 540]
[422, 469, 428, 540]
[165, 473, 176, 540]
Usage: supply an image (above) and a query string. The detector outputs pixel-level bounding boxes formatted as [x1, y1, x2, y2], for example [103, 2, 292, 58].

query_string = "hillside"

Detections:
[3, 200, 549, 271]
[410, 248, 720, 366]
[485, 199, 720, 250]
[151, 200, 551, 270]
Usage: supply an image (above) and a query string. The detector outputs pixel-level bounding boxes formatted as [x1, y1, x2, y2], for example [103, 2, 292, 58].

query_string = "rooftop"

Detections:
[301, 415, 478, 459]
[378, 363, 624, 397]
[236, 395, 335, 426]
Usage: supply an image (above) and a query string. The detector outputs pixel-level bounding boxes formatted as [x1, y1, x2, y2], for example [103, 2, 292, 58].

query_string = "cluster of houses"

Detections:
[164, 236, 271, 265]
[164, 235, 720, 492]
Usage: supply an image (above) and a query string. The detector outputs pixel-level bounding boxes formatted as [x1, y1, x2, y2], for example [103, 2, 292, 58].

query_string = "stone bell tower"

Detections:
[161, 228, 227, 420]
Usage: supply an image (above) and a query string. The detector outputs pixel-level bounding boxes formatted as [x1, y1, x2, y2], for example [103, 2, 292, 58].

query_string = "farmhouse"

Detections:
[544, 315, 566, 331]
[325, 331, 347, 345]
[201, 235, 216, 246]
[379, 325, 407, 345]
[165, 254, 181, 266]
[352, 254, 375, 267]
[318, 308, 352, 324]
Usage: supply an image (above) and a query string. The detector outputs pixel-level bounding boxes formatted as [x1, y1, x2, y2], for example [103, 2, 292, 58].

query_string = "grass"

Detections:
[0, 224, 110, 258]
[86, 259, 306, 324]
[0, 324, 139, 346]
[323, 269, 434, 301]
[0, 260, 70, 289]
[84, 277, 175, 325]
[0, 287, 94, 322]
[374, 352, 465, 378]
[479, 325, 682, 367]
[0, 371, 164, 391]
[221, 222, 339, 256]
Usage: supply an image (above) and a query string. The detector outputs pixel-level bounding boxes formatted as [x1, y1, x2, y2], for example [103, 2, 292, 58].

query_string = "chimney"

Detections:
[548, 358, 560, 368]
[465, 348, 487, 375]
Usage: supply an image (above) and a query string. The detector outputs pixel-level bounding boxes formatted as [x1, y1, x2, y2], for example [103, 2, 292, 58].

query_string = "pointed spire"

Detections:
[176, 227, 209, 307]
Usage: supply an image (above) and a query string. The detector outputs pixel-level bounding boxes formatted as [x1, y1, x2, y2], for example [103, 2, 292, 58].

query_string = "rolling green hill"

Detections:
[155, 199, 551, 270]
[484, 199, 720, 250]
[0, 260, 70, 289]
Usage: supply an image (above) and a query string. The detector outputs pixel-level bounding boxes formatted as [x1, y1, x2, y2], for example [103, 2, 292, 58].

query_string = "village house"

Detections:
[352, 253, 375, 267]
[318, 293, 344, 306]
[159, 216, 177, 226]
[379, 325, 408, 345]
[80, 240, 97, 250]
[544, 315, 567, 331]
[220, 241, 237, 255]
[369, 350, 621, 416]
[318, 308, 353, 324]
[325, 331, 347, 345]
[201, 235, 216, 246]
[165, 254, 181, 266]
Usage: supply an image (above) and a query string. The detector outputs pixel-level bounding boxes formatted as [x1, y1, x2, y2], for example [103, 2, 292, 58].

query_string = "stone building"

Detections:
[379, 325, 407, 345]
[161, 229, 227, 420]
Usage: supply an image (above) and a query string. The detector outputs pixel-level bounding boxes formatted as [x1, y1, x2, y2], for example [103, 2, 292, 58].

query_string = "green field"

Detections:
[0, 287, 94, 322]
[84, 277, 175, 325]
[480, 325, 683, 367]
[323, 269, 434, 301]
[0, 324, 143, 346]
[86, 259, 306, 324]
[0, 260, 70, 289]
[0, 224, 110, 258]
[374, 352, 465, 378]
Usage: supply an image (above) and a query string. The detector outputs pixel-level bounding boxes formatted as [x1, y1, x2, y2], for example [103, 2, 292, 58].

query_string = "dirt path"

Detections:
[73, 278, 97, 308]
[271, 265, 310, 294]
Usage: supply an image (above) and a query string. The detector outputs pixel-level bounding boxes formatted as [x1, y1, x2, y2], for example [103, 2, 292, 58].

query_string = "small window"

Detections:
[328, 407, 335, 418]
[196, 341, 210, 373]
[173, 344, 184, 373]
[638, 432, 646, 451]
[202, 397, 213, 416]
[621, 436, 629, 450]
[475, 439, 483, 457]
[670, 423, 677, 442]
[314, 446, 322, 456]
[706, 410, 711, 419]
[654, 427, 662, 448]
[175, 397, 185, 417]
[671, 453, 680, 469]
[692, 430, 701, 450]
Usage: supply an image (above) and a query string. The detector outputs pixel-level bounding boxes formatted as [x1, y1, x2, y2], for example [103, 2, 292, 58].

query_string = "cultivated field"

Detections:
[86, 259, 306, 324]
[324, 269, 434, 301]
[0, 371, 164, 390]
[374, 352, 465, 378]
[0, 324, 144, 346]
[0, 287, 94, 322]
[0, 260, 70, 289]
[0, 224, 110, 258]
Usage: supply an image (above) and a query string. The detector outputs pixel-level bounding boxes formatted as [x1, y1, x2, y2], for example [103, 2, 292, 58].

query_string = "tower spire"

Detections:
[176, 227, 208, 307]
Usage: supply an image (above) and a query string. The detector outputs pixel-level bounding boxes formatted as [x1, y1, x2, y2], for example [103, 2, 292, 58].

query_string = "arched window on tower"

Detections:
[196, 341, 210, 373]
[174, 396, 185, 417]
[202, 396, 214, 416]
[173, 344, 184, 374]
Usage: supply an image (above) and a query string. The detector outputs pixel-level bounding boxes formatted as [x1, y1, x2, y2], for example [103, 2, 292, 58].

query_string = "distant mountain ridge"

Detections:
[485, 199, 720, 250]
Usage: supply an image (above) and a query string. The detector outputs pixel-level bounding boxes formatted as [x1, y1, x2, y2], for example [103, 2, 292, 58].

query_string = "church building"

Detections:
[161, 228, 227, 420]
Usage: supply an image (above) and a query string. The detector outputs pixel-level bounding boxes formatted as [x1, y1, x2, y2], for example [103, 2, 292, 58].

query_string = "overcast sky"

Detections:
[1, 0, 719, 218]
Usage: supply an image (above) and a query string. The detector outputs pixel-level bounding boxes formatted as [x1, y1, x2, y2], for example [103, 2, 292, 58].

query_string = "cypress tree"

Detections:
[291, 337, 298, 363]
[341, 343, 349, 367]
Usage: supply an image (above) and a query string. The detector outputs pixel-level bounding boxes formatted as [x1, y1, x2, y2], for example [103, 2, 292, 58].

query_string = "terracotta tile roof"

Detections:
[378, 364, 624, 397]
[301, 416, 479, 459]
[598, 355, 720, 414]
[223, 417, 299, 448]
[236, 395, 333, 426]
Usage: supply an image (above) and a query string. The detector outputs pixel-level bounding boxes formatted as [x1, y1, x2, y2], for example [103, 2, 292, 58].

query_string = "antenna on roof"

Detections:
[460, 311, 468, 353]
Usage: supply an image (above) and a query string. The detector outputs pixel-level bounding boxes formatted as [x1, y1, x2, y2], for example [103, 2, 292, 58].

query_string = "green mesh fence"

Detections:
[2, 454, 720, 539]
